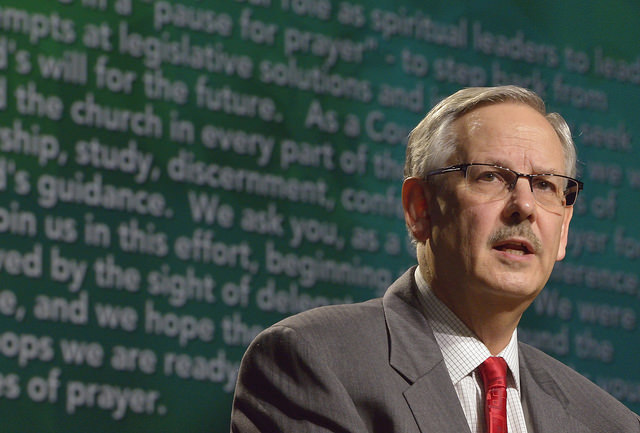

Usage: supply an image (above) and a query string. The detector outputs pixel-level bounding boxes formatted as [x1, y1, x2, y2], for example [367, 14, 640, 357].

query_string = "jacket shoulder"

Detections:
[266, 297, 385, 346]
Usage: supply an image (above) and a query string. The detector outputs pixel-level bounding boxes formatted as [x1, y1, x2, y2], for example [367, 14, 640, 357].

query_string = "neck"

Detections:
[417, 245, 527, 355]
[434, 281, 523, 355]
[461, 305, 522, 355]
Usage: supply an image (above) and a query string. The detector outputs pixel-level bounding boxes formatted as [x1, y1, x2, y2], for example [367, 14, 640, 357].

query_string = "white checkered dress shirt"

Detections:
[415, 267, 529, 433]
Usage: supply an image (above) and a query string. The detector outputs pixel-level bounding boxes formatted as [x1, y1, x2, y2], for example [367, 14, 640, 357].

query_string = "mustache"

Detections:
[488, 224, 542, 253]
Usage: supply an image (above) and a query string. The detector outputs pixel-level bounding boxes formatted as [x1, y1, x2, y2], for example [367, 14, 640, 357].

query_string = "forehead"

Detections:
[453, 102, 565, 173]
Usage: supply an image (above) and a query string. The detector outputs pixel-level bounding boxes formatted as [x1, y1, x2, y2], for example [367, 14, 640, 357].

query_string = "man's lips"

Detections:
[493, 239, 536, 255]
[488, 224, 542, 256]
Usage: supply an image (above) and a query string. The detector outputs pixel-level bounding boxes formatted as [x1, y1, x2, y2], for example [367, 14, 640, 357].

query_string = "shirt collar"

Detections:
[414, 266, 522, 391]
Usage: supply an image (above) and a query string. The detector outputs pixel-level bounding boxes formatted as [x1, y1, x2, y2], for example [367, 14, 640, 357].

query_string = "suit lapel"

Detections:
[404, 370, 472, 433]
[383, 268, 471, 433]
[520, 347, 591, 433]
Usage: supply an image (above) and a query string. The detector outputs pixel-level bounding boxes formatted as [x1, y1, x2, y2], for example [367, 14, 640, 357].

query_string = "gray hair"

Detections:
[404, 86, 577, 179]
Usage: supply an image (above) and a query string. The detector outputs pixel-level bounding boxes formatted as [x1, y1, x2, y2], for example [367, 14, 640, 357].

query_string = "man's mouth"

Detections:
[493, 241, 534, 256]
[489, 225, 541, 257]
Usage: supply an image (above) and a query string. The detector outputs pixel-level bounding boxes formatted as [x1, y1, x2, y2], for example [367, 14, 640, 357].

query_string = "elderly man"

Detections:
[230, 86, 640, 432]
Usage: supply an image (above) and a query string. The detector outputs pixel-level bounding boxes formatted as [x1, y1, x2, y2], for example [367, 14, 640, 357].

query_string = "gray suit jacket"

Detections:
[231, 268, 640, 432]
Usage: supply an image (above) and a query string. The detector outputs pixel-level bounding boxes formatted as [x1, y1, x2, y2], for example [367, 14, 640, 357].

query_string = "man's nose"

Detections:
[503, 177, 537, 222]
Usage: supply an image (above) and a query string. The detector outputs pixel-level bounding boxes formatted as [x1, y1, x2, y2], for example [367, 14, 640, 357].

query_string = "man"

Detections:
[230, 86, 640, 432]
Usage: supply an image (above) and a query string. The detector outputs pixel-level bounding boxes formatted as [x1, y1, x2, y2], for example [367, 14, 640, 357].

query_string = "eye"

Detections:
[532, 176, 559, 193]
[474, 168, 506, 183]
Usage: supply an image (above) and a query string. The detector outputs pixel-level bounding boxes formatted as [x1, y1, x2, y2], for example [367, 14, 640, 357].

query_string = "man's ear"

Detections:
[402, 177, 431, 243]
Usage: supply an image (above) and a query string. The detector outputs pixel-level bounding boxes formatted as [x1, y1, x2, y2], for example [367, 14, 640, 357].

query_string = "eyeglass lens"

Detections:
[464, 165, 579, 207]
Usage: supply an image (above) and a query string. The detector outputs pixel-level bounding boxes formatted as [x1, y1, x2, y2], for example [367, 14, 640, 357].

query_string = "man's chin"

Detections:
[483, 274, 544, 302]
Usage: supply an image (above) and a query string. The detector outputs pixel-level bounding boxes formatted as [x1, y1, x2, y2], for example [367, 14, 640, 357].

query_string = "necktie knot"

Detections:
[478, 357, 508, 433]
[479, 356, 508, 390]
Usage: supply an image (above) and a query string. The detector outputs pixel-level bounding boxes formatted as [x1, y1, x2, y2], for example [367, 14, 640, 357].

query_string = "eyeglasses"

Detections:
[424, 163, 584, 208]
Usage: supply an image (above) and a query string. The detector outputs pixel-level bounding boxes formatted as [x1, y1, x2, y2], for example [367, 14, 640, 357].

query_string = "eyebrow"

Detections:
[478, 160, 562, 175]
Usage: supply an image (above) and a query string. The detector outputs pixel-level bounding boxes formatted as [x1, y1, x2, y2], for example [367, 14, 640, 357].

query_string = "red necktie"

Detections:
[478, 357, 508, 433]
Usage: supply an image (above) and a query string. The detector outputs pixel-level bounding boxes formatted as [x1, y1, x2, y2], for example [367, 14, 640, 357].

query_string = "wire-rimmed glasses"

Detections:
[424, 163, 583, 208]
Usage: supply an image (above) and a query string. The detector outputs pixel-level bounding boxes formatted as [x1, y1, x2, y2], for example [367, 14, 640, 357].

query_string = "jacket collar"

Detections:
[519, 345, 592, 432]
[382, 267, 472, 433]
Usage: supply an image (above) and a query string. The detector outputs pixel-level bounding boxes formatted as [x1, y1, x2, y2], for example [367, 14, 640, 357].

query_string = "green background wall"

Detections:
[0, 0, 639, 431]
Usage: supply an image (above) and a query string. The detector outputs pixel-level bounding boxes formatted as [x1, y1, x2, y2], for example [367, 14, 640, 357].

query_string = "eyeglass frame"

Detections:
[422, 163, 584, 207]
